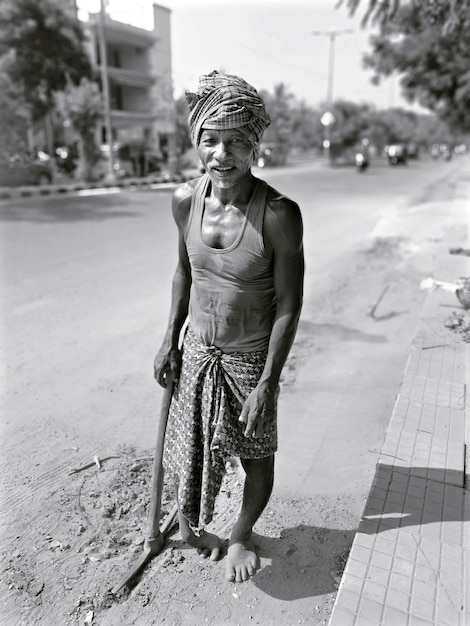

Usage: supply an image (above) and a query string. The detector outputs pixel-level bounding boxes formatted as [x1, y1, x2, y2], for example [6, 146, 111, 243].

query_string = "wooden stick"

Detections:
[147, 373, 174, 541]
[111, 504, 178, 595]
[112, 375, 176, 594]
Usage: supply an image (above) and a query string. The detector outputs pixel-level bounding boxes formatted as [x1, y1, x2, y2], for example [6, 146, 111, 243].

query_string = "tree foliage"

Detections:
[0, 58, 31, 155]
[261, 84, 296, 149]
[173, 95, 193, 157]
[172, 81, 453, 166]
[329, 100, 372, 150]
[54, 79, 102, 181]
[0, 0, 92, 122]
[337, 0, 470, 33]
[337, 0, 470, 132]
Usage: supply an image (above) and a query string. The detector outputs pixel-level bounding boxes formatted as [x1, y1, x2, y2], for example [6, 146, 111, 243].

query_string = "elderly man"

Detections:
[153, 70, 304, 583]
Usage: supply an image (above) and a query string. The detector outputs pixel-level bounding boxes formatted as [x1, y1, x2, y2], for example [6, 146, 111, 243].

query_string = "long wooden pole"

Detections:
[146, 374, 175, 542]
[98, 0, 116, 181]
[112, 375, 177, 594]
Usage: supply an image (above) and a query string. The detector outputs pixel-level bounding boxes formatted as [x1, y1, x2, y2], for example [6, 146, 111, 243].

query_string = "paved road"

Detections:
[0, 155, 467, 530]
[1, 154, 469, 625]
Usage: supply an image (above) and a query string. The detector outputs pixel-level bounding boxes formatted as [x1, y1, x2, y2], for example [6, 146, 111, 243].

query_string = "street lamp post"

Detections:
[98, 0, 115, 181]
[312, 26, 353, 160]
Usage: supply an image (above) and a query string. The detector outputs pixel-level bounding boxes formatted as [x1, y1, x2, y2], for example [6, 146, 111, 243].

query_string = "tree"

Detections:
[338, 0, 470, 33]
[337, 0, 470, 132]
[0, 58, 31, 155]
[290, 101, 324, 153]
[173, 95, 193, 157]
[54, 79, 102, 181]
[0, 0, 92, 122]
[330, 100, 372, 150]
[260, 83, 297, 163]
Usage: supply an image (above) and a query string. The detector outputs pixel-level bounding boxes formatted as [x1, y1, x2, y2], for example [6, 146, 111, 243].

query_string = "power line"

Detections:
[224, 38, 328, 80]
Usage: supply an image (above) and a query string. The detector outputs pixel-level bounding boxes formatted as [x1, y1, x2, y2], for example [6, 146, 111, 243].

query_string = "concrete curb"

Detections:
[0, 177, 180, 201]
[0, 154, 326, 202]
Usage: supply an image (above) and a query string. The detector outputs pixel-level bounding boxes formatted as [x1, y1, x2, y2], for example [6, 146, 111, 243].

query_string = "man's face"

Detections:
[197, 128, 255, 189]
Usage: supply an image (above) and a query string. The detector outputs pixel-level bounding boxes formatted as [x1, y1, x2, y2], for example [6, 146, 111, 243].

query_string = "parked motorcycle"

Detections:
[355, 151, 369, 172]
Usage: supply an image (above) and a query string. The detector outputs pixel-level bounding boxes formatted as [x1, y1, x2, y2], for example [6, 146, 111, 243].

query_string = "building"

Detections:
[82, 2, 176, 175]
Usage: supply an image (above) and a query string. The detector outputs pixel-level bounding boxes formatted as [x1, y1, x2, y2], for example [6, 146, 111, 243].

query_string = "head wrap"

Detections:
[185, 70, 271, 149]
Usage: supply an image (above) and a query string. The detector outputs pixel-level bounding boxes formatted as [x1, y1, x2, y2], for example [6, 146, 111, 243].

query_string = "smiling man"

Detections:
[153, 70, 304, 583]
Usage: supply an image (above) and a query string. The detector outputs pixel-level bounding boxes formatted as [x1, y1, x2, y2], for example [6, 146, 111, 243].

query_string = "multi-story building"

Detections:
[82, 2, 176, 174]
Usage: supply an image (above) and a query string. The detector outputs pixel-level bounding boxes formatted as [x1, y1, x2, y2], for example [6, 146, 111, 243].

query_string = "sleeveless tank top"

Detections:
[185, 174, 276, 353]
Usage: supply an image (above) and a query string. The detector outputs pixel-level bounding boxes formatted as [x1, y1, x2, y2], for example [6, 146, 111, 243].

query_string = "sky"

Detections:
[77, 0, 417, 111]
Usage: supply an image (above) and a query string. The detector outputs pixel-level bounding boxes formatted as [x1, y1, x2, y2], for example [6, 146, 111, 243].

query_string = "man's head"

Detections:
[185, 70, 271, 156]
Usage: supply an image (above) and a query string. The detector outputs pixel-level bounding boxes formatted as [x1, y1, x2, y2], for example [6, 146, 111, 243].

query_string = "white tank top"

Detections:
[185, 174, 276, 352]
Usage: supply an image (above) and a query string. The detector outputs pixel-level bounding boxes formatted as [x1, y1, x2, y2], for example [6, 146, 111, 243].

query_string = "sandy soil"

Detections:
[0, 245, 439, 626]
[2, 161, 469, 626]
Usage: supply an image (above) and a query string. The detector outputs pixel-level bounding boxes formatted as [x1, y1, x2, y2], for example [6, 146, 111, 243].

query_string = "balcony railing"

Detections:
[97, 65, 155, 88]
[110, 109, 157, 127]
[88, 15, 157, 47]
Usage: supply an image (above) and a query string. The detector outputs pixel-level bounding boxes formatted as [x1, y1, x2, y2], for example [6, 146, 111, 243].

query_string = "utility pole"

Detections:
[98, 0, 115, 181]
[312, 27, 353, 160]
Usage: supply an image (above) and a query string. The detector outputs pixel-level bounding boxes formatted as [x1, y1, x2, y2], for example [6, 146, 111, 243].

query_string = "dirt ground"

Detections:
[2, 163, 469, 626]
[0, 250, 440, 626]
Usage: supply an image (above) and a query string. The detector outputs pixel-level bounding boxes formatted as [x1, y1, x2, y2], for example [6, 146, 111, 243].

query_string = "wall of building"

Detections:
[107, 43, 150, 73]
[120, 86, 150, 113]
[149, 4, 177, 163]
[71, 3, 177, 174]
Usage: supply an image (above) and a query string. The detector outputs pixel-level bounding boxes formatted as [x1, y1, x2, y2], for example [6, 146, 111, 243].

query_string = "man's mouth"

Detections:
[211, 165, 235, 173]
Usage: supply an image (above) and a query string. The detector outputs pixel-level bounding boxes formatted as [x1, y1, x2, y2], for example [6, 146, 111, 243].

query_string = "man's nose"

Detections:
[214, 142, 229, 158]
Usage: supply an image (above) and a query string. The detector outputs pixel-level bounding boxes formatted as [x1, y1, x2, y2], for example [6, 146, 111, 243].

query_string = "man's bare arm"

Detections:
[240, 194, 304, 436]
[154, 183, 194, 387]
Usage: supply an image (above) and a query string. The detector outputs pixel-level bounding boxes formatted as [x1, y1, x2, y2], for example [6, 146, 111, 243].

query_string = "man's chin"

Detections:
[208, 171, 238, 189]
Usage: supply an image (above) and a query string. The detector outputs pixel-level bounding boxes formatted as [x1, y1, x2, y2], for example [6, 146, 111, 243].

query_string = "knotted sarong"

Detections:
[163, 327, 278, 531]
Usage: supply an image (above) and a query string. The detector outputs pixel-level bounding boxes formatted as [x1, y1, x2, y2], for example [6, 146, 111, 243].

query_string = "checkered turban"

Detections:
[186, 70, 271, 148]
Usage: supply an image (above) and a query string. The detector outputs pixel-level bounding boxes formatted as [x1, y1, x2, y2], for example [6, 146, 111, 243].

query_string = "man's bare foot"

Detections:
[226, 537, 259, 582]
[184, 529, 222, 560]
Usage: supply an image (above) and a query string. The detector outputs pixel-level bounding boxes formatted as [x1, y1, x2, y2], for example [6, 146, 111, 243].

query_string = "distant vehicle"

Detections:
[355, 151, 369, 172]
[431, 143, 452, 161]
[407, 142, 420, 159]
[0, 154, 53, 186]
[439, 143, 452, 161]
[55, 145, 78, 177]
[256, 143, 289, 168]
[386, 144, 408, 165]
[97, 144, 134, 179]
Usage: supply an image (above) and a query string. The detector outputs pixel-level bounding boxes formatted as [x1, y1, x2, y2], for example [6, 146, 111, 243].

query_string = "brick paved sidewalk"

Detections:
[329, 174, 470, 626]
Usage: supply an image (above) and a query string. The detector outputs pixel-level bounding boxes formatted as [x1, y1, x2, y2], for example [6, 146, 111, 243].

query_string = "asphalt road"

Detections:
[0, 154, 467, 537]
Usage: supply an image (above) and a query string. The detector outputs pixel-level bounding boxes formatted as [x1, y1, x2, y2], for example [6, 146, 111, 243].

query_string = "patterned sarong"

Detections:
[163, 327, 278, 530]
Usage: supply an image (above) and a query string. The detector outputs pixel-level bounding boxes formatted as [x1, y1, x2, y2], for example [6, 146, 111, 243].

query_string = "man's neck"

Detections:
[210, 172, 256, 207]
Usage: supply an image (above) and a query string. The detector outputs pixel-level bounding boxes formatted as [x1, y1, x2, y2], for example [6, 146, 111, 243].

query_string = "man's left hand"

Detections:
[239, 383, 277, 438]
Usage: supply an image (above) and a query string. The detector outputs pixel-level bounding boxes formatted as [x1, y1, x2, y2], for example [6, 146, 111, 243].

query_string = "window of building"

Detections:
[110, 84, 123, 110]
[111, 48, 121, 68]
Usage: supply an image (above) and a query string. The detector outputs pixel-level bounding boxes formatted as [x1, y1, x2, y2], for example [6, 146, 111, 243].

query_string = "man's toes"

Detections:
[226, 564, 236, 581]
[209, 546, 220, 561]
[235, 567, 248, 583]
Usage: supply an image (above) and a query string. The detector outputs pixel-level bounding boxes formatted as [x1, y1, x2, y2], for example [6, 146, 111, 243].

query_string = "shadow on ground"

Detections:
[360, 464, 467, 535]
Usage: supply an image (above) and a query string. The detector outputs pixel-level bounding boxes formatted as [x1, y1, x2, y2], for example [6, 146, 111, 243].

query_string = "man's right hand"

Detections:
[153, 348, 182, 388]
